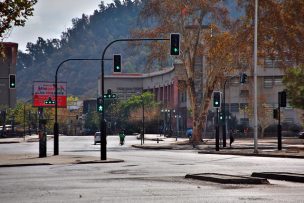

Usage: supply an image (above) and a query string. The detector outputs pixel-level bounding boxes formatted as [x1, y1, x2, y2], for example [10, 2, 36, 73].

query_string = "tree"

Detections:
[283, 65, 304, 109]
[0, 0, 37, 40]
[120, 91, 159, 121]
[134, 1, 237, 143]
[235, 0, 304, 67]
[234, 0, 304, 130]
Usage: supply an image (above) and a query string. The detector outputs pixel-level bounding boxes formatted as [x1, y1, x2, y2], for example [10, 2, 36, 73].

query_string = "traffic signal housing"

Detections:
[170, 33, 180, 56]
[113, 54, 121, 73]
[240, 73, 247, 83]
[213, 91, 221, 108]
[103, 89, 117, 99]
[44, 97, 55, 104]
[9, 74, 16, 89]
[273, 108, 278, 119]
[278, 91, 287, 107]
[97, 97, 103, 112]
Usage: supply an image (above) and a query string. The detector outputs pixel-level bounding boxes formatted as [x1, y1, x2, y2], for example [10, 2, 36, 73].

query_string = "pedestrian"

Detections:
[230, 129, 235, 147]
[119, 130, 125, 145]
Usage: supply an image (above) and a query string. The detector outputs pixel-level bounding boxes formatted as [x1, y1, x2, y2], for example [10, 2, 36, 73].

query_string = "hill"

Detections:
[16, 0, 148, 100]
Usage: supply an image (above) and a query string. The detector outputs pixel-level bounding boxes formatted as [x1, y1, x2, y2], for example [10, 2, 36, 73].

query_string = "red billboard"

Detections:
[33, 81, 67, 108]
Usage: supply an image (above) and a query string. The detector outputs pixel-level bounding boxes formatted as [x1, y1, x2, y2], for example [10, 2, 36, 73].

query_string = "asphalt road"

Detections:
[0, 135, 303, 202]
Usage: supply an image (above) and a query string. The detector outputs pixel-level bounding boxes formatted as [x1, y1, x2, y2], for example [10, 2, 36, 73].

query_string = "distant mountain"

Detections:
[16, 0, 241, 101]
[16, 0, 147, 100]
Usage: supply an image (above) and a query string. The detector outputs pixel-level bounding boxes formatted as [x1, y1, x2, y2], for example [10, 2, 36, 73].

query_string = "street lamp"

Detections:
[54, 58, 103, 156]
[138, 91, 145, 145]
[174, 112, 181, 141]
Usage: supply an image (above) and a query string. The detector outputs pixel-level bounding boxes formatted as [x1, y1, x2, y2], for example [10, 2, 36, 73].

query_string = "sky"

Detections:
[5, 0, 113, 52]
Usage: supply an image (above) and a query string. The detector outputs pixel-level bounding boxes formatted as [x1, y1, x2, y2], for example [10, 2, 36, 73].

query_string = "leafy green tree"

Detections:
[283, 65, 304, 109]
[84, 111, 99, 133]
[120, 92, 159, 120]
[0, 0, 37, 39]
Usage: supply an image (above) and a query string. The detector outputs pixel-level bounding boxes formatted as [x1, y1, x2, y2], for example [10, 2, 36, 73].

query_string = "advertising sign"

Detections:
[33, 81, 67, 108]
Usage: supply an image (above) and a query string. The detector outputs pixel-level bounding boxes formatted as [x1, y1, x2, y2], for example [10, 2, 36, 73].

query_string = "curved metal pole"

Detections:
[54, 58, 102, 155]
[100, 38, 170, 160]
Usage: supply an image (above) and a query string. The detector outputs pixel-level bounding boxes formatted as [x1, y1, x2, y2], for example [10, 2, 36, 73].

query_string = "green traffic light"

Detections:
[98, 105, 103, 112]
[174, 48, 178, 53]
[215, 101, 219, 105]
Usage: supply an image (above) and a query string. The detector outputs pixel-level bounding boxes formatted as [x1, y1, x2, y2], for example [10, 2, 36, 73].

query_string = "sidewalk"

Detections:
[133, 134, 304, 159]
[0, 135, 123, 167]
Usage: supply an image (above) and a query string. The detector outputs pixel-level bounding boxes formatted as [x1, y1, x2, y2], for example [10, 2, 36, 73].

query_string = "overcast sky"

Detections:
[5, 0, 113, 52]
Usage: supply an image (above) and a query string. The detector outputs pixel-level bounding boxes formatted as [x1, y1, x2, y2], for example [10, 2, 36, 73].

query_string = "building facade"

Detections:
[98, 58, 302, 136]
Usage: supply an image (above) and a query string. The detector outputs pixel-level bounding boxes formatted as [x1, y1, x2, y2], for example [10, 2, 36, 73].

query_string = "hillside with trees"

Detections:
[16, 0, 149, 100]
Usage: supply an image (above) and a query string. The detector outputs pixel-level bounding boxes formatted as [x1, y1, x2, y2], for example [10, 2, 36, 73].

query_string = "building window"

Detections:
[230, 103, 239, 112]
[264, 77, 273, 88]
[283, 118, 294, 123]
[240, 103, 249, 109]
[240, 90, 249, 97]
[273, 76, 283, 86]
[240, 118, 249, 126]
[263, 76, 283, 88]
[264, 58, 276, 68]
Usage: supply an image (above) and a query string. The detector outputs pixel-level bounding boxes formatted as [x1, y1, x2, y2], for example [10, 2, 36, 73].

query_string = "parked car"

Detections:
[94, 132, 101, 145]
[298, 131, 304, 139]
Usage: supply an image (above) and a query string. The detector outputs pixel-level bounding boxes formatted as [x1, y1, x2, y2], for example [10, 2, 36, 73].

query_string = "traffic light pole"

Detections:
[100, 38, 169, 160]
[278, 106, 282, 150]
[54, 58, 104, 155]
[215, 108, 220, 151]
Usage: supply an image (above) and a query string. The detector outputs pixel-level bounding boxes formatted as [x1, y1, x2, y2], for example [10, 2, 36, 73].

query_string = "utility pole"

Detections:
[253, 0, 259, 153]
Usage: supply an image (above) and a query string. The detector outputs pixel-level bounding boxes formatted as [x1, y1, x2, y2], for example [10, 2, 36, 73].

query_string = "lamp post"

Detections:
[253, 0, 259, 153]
[175, 112, 181, 141]
[138, 92, 145, 145]
[223, 75, 239, 148]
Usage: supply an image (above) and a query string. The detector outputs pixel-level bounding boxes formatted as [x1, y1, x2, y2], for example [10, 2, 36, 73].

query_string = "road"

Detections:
[0, 135, 303, 202]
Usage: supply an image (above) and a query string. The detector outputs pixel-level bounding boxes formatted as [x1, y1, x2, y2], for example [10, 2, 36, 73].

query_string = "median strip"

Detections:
[185, 173, 269, 184]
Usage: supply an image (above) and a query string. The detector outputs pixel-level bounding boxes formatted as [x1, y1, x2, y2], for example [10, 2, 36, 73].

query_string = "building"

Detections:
[98, 58, 302, 137]
[98, 67, 188, 134]
[0, 42, 17, 108]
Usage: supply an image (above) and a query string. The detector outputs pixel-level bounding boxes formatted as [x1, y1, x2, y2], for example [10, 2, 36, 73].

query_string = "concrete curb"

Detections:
[198, 150, 304, 159]
[132, 144, 173, 150]
[185, 173, 269, 184]
[252, 172, 304, 183]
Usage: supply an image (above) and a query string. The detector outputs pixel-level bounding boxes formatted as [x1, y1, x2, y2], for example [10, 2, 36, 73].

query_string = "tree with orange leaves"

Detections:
[133, 0, 238, 144]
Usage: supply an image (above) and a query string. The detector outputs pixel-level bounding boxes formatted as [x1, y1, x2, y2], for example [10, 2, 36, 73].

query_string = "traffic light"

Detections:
[240, 73, 247, 83]
[103, 89, 117, 99]
[219, 112, 224, 120]
[44, 97, 55, 104]
[213, 91, 221, 108]
[97, 97, 103, 112]
[9, 74, 16, 89]
[273, 108, 278, 119]
[113, 54, 121, 72]
[278, 91, 287, 107]
[170, 33, 180, 56]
